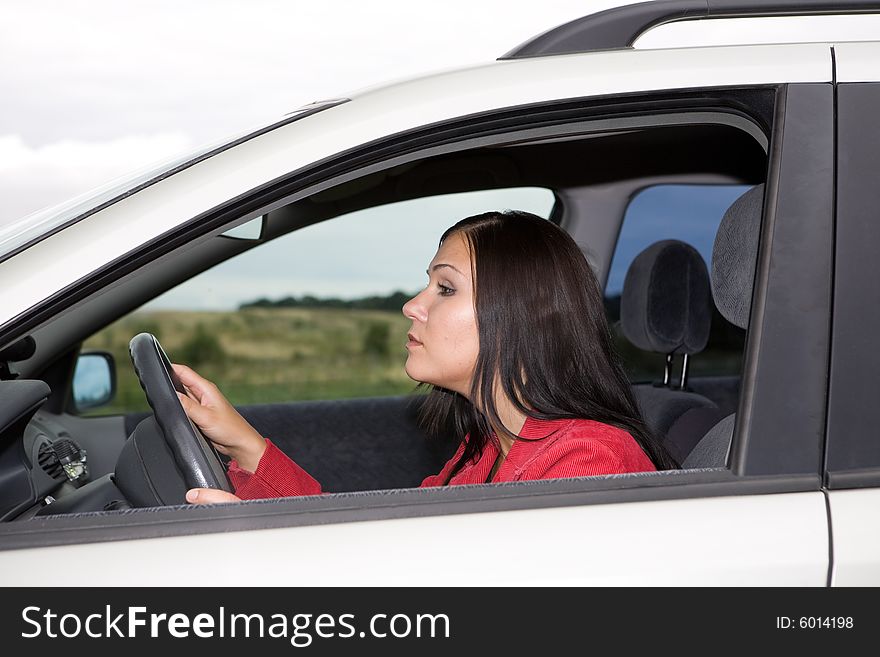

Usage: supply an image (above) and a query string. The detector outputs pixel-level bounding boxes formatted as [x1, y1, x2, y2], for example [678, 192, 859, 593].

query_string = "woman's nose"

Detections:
[402, 290, 428, 322]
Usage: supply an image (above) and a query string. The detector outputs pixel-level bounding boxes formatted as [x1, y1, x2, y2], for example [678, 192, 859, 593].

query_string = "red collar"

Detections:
[517, 416, 574, 440]
[478, 416, 574, 481]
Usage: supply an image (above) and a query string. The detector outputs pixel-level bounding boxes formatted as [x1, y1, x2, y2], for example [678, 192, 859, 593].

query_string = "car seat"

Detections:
[682, 184, 764, 469]
[620, 239, 724, 463]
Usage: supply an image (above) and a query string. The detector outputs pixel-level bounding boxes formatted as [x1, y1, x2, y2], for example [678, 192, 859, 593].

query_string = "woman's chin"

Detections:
[404, 363, 436, 387]
[403, 361, 421, 382]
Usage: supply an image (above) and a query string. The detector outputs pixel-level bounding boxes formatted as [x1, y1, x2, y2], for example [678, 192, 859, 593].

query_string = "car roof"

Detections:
[1, 37, 837, 266]
[8, 1, 877, 265]
[7, 2, 880, 257]
[0, 39, 834, 332]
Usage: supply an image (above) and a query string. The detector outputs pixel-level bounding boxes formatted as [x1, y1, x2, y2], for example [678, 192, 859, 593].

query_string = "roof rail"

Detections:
[500, 0, 880, 59]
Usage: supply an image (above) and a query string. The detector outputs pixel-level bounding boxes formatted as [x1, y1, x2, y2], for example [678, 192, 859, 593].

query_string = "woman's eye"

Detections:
[438, 284, 455, 296]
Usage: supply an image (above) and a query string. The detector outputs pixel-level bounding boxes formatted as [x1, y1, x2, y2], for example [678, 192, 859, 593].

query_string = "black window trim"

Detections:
[732, 83, 834, 478]
[825, 82, 880, 489]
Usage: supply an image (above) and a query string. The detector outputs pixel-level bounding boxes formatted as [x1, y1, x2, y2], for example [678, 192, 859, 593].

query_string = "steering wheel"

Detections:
[125, 332, 233, 498]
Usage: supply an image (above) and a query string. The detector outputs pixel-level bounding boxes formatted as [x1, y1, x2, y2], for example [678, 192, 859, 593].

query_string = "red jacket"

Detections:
[228, 416, 656, 499]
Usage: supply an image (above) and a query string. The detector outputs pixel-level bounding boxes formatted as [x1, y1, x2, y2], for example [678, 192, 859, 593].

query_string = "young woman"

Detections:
[175, 210, 678, 504]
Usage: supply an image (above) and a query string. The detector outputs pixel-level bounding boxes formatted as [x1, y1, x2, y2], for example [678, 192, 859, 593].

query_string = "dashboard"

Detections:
[0, 380, 91, 521]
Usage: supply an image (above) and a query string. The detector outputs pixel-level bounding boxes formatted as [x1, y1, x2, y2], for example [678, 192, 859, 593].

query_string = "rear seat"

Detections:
[682, 184, 765, 469]
[619, 239, 724, 463]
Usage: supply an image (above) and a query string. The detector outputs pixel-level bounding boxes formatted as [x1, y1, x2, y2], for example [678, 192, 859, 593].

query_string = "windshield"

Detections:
[0, 98, 348, 264]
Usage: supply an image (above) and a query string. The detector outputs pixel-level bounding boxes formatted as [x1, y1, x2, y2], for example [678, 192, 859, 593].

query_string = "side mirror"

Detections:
[72, 351, 116, 412]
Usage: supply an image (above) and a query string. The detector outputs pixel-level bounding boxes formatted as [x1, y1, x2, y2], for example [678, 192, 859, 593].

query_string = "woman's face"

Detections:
[402, 232, 479, 396]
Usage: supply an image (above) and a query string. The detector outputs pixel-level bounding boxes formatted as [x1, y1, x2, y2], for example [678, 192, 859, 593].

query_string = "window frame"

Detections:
[0, 84, 834, 550]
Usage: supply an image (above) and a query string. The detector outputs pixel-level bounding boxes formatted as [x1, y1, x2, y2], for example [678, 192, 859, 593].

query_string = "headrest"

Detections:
[621, 239, 712, 355]
[711, 184, 765, 329]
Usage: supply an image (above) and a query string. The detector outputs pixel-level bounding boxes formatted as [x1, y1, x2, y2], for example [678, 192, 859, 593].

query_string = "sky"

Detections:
[0, 0, 641, 309]
[3, 1, 877, 309]
[1, 0, 634, 224]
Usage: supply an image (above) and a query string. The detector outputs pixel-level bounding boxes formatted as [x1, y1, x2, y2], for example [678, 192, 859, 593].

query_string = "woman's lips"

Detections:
[406, 333, 423, 348]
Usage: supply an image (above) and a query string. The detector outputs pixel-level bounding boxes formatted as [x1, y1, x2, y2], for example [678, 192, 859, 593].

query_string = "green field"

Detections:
[82, 307, 419, 416]
[81, 306, 743, 417]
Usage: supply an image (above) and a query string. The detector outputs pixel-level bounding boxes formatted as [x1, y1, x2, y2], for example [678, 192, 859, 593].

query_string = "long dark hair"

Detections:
[419, 210, 679, 482]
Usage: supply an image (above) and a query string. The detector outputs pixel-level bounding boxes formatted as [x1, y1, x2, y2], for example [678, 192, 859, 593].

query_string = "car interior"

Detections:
[0, 108, 769, 521]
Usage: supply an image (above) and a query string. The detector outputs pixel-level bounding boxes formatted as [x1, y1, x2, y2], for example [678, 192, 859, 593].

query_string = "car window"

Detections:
[604, 184, 750, 387]
[80, 187, 555, 416]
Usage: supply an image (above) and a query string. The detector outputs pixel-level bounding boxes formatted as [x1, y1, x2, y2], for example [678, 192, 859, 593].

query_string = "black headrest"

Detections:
[711, 184, 765, 329]
[621, 239, 712, 355]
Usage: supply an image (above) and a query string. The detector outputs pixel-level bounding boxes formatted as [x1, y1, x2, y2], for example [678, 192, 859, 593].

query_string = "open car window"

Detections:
[43, 102, 771, 503]
[81, 187, 554, 416]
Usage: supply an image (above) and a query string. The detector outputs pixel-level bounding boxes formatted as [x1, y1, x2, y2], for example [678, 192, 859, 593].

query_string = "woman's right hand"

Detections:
[171, 363, 267, 473]
[186, 488, 242, 505]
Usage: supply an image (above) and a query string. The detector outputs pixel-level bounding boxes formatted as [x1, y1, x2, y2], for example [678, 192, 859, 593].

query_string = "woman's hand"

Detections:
[186, 488, 242, 505]
[171, 363, 267, 472]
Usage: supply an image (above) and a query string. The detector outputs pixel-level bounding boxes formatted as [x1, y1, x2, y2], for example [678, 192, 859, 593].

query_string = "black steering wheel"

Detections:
[126, 332, 232, 498]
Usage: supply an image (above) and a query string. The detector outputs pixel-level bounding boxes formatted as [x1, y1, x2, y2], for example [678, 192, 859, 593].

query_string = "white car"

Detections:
[1, 0, 879, 586]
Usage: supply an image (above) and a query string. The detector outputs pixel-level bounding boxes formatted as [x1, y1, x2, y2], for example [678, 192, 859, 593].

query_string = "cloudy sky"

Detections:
[3, 1, 876, 309]
[1, 0, 639, 224]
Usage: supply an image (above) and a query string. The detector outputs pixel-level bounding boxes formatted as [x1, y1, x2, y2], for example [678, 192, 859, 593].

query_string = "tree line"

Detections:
[240, 291, 415, 312]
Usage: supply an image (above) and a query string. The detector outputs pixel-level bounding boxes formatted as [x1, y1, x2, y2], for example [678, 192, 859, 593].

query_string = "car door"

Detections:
[0, 44, 834, 585]
[824, 42, 880, 586]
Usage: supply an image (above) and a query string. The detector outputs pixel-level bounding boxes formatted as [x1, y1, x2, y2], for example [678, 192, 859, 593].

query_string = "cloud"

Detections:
[0, 133, 194, 224]
[0, 0, 610, 148]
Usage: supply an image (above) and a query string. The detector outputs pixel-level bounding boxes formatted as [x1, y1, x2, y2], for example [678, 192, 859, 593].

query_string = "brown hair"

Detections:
[418, 210, 678, 482]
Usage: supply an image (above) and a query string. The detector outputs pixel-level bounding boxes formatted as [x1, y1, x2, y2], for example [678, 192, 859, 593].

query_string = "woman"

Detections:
[176, 210, 678, 504]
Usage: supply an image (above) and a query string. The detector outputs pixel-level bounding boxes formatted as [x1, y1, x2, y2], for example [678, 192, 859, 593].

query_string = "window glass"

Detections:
[605, 184, 750, 386]
[82, 187, 555, 415]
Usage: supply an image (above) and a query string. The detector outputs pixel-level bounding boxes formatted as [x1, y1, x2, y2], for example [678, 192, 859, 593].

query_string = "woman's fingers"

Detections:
[170, 363, 267, 467]
[186, 488, 242, 505]
[171, 363, 213, 402]
[175, 392, 232, 455]
[176, 391, 208, 425]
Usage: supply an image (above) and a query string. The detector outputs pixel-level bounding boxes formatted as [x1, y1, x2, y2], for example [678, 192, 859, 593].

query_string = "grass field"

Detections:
[82, 307, 419, 416]
[81, 306, 743, 416]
